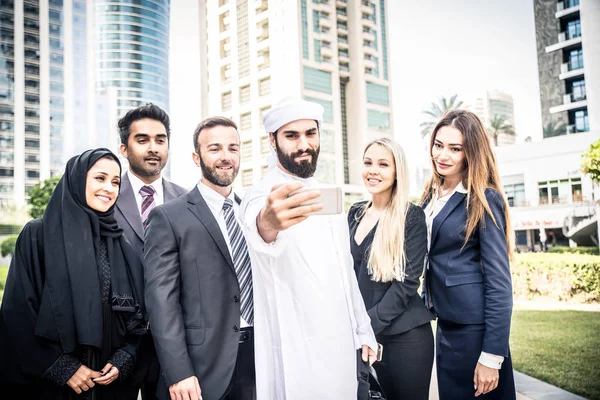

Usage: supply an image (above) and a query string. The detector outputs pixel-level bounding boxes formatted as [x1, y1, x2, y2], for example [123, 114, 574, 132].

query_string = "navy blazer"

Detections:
[349, 202, 434, 336]
[422, 188, 513, 357]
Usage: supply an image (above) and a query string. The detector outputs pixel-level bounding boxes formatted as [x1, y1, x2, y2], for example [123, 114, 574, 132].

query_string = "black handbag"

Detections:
[368, 367, 386, 400]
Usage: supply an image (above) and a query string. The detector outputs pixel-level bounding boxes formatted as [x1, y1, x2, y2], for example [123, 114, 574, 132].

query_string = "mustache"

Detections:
[291, 149, 318, 159]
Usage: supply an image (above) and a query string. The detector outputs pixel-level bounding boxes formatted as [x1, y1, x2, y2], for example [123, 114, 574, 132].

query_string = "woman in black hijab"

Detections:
[0, 148, 148, 399]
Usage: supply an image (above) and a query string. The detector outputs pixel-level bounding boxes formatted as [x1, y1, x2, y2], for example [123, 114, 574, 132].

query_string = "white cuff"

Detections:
[478, 351, 504, 369]
[242, 210, 287, 257]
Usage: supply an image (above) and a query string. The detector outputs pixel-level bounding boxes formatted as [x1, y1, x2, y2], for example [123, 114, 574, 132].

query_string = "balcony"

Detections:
[362, 27, 375, 41]
[363, 43, 377, 55]
[256, 24, 269, 42]
[336, 8, 347, 20]
[545, 30, 582, 53]
[549, 92, 587, 114]
[255, 0, 268, 14]
[361, 1, 374, 14]
[566, 124, 589, 134]
[338, 50, 349, 60]
[556, 0, 580, 18]
[320, 16, 333, 29]
[559, 58, 584, 80]
[364, 55, 377, 68]
[320, 45, 333, 58]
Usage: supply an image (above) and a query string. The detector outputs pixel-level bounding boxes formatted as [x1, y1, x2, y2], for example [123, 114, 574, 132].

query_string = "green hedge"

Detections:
[547, 246, 599, 255]
[0, 224, 22, 236]
[512, 253, 600, 303]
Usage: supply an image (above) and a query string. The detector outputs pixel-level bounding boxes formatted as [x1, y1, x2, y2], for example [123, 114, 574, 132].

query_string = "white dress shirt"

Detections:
[424, 183, 504, 370]
[196, 181, 249, 328]
[127, 170, 164, 215]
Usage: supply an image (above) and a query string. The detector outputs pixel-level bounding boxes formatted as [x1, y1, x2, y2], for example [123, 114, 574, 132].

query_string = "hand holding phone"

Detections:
[287, 186, 342, 216]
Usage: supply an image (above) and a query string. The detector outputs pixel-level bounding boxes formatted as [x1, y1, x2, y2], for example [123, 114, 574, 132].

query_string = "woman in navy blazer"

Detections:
[349, 138, 434, 399]
[419, 110, 516, 400]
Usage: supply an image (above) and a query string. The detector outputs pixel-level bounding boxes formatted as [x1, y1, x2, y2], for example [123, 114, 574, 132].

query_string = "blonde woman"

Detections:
[348, 138, 434, 399]
[420, 110, 516, 399]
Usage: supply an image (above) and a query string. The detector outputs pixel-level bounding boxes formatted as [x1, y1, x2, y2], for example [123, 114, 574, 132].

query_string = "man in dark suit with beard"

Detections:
[144, 117, 256, 400]
[114, 104, 187, 400]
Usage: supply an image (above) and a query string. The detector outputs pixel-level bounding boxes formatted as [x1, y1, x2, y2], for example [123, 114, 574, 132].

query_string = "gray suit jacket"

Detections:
[143, 187, 244, 400]
[115, 172, 187, 256]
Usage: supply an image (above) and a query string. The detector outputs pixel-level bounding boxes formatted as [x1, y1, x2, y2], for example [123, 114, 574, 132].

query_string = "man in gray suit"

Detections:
[114, 103, 187, 400]
[144, 117, 255, 400]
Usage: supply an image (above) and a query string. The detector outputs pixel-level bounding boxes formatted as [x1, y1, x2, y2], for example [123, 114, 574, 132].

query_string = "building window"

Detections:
[314, 39, 322, 62]
[313, 10, 320, 33]
[504, 183, 525, 207]
[240, 112, 251, 130]
[237, 2, 250, 78]
[219, 11, 230, 32]
[303, 67, 332, 94]
[304, 97, 333, 123]
[301, 0, 309, 59]
[220, 37, 230, 59]
[367, 109, 390, 131]
[260, 136, 271, 156]
[261, 165, 269, 176]
[221, 64, 232, 83]
[239, 85, 251, 104]
[222, 91, 232, 110]
[219, 0, 229, 5]
[242, 169, 253, 187]
[242, 140, 252, 162]
[315, 159, 335, 184]
[320, 129, 334, 154]
[257, 21, 269, 42]
[366, 82, 389, 106]
[0, 168, 14, 177]
[538, 177, 582, 204]
[259, 106, 271, 126]
[566, 19, 581, 40]
[258, 48, 270, 70]
[259, 77, 271, 96]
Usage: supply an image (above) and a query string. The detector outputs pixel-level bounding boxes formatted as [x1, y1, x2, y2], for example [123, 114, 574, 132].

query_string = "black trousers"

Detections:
[128, 334, 160, 400]
[221, 327, 256, 400]
[373, 322, 435, 400]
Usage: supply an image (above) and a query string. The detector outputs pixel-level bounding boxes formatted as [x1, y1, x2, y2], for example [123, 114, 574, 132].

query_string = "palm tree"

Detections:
[420, 95, 464, 138]
[543, 120, 567, 138]
[487, 114, 515, 146]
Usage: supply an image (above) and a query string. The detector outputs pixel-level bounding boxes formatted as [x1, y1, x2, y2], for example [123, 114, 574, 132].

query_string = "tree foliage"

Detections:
[487, 114, 515, 146]
[543, 120, 567, 138]
[26, 175, 61, 219]
[1, 235, 18, 258]
[581, 139, 600, 184]
[420, 94, 464, 138]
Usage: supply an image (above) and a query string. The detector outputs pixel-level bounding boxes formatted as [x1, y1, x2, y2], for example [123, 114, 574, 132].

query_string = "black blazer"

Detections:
[348, 202, 434, 336]
[421, 188, 513, 357]
[143, 187, 244, 400]
[114, 172, 187, 257]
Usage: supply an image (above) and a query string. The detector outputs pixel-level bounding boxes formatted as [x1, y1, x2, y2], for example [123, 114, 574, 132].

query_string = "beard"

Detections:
[128, 154, 165, 178]
[199, 153, 238, 187]
[275, 139, 320, 179]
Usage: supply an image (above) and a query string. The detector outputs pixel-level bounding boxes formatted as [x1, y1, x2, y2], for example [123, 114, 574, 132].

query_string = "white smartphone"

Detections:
[288, 186, 343, 215]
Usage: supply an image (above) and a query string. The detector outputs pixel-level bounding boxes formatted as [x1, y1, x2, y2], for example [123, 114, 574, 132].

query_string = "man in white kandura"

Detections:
[240, 97, 378, 400]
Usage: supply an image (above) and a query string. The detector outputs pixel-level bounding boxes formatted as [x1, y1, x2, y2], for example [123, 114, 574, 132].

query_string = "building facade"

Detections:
[200, 0, 393, 204]
[0, 0, 98, 208]
[534, 0, 600, 138]
[468, 89, 516, 146]
[496, 131, 599, 250]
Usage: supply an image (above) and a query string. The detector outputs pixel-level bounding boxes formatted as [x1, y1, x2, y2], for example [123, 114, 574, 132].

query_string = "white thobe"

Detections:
[240, 167, 377, 400]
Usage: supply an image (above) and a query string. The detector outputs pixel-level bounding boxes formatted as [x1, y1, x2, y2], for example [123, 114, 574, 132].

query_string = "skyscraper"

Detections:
[0, 0, 97, 208]
[199, 0, 393, 203]
[533, 0, 600, 138]
[469, 89, 516, 146]
[95, 0, 170, 118]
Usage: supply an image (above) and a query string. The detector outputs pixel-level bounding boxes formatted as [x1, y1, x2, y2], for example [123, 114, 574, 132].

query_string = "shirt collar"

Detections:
[275, 165, 318, 186]
[127, 170, 164, 200]
[197, 180, 236, 213]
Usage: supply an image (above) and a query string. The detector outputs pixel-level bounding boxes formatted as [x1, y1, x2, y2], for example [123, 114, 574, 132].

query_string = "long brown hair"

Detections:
[418, 110, 514, 257]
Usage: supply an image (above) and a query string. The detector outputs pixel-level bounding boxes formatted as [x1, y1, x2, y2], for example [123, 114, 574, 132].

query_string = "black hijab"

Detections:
[34, 148, 147, 353]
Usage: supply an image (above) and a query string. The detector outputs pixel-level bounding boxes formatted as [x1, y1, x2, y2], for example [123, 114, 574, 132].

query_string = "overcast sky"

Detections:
[168, 0, 543, 187]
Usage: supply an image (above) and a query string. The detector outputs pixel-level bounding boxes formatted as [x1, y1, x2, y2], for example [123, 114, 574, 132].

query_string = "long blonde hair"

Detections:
[359, 138, 410, 282]
[418, 110, 515, 258]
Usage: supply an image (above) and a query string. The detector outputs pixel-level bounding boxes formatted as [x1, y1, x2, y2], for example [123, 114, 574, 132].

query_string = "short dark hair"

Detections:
[118, 103, 171, 145]
[193, 116, 238, 152]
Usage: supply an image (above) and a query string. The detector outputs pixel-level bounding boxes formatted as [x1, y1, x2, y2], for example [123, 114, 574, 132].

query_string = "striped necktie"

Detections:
[222, 198, 254, 325]
[140, 185, 156, 229]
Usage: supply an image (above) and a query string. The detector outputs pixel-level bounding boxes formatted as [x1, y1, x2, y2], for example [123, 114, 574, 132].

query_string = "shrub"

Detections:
[0, 235, 18, 258]
[511, 253, 600, 303]
[547, 246, 599, 255]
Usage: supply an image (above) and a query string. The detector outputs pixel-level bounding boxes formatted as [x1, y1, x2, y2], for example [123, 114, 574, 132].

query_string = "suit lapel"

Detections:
[117, 174, 144, 241]
[187, 187, 236, 274]
[430, 191, 466, 247]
